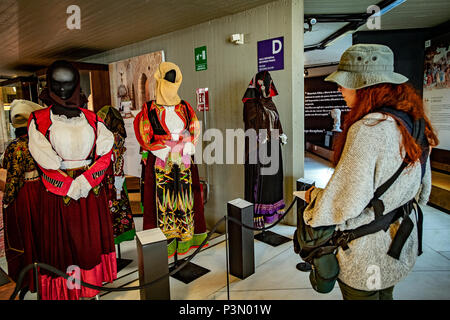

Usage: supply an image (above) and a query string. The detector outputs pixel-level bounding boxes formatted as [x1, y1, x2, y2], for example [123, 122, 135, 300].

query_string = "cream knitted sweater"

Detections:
[304, 113, 431, 291]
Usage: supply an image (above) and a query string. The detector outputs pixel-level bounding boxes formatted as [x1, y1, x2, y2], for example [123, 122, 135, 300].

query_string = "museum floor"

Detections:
[1, 152, 449, 300]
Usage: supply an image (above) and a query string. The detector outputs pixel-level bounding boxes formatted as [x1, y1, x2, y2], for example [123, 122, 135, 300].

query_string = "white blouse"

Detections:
[28, 111, 114, 170]
[151, 105, 195, 160]
[164, 105, 185, 141]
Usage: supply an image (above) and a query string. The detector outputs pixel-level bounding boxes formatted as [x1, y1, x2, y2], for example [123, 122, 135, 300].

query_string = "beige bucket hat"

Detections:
[325, 44, 408, 89]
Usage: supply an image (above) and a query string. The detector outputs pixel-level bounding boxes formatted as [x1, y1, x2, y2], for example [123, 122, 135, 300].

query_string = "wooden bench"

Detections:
[430, 170, 450, 213]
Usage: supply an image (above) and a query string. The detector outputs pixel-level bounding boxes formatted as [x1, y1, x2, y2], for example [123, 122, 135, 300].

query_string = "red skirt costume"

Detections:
[1, 135, 44, 293]
[28, 107, 117, 300]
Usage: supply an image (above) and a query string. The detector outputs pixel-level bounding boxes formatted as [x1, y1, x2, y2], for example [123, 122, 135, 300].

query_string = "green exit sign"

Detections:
[195, 46, 207, 71]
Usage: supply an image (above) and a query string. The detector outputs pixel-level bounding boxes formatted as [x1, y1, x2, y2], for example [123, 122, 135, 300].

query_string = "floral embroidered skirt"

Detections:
[104, 165, 136, 245]
[142, 152, 207, 257]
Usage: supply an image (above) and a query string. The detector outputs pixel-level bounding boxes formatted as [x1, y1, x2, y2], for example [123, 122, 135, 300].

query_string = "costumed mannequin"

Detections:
[28, 60, 117, 300]
[1, 100, 45, 298]
[243, 71, 287, 228]
[97, 105, 136, 244]
[134, 62, 207, 257]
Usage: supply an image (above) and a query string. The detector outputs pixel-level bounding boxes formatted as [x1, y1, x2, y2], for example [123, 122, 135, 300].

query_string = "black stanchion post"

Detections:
[296, 178, 315, 211]
[227, 198, 254, 279]
[136, 228, 170, 300]
[33, 263, 39, 300]
[296, 178, 315, 272]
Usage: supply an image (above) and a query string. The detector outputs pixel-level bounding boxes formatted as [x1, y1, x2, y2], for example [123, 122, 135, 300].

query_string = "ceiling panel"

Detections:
[0, 0, 275, 77]
[358, 0, 450, 30]
[304, 0, 378, 14]
[304, 0, 450, 52]
[0, 0, 449, 77]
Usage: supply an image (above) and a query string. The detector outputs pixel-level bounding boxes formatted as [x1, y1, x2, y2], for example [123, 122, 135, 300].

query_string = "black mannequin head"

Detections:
[49, 60, 79, 100]
[14, 127, 28, 138]
[255, 71, 273, 98]
[164, 69, 176, 83]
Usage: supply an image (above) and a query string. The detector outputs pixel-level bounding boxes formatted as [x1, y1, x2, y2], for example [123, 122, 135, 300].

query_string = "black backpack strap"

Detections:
[414, 198, 424, 256]
[334, 203, 403, 250]
[335, 198, 419, 258]
[370, 161, 408, 218]
[331, 108, 428, 259]
[368, 107, 426, 217]
[386, 200, 414, 259]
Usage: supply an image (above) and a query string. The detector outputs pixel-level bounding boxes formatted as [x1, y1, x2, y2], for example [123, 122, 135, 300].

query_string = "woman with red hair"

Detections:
[302, 44, 438, 300]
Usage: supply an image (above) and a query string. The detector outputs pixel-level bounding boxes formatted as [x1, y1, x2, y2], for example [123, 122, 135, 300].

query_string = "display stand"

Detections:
[228, 199, 255, 280]
[136, 228, 170, 300]
[169, 238, 210, 284]
[295, 178, 315, 272]
[116, 243, 133, 272]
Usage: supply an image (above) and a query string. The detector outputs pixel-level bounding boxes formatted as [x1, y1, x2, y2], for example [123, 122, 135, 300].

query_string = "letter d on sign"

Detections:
[272, 40, 282, 55]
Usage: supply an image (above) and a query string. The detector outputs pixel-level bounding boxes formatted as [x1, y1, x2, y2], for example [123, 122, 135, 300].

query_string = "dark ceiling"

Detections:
[1, 0, 449, 78]
[0, 0, 275, 77]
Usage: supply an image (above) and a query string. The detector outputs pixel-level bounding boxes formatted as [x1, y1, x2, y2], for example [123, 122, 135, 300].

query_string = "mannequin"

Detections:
[243, 71, 287, 228]
[1, 100, 45, 299]
[97, 105, 136, 245]
[28, 60, 117, 300]
[134, 62, 207, 258]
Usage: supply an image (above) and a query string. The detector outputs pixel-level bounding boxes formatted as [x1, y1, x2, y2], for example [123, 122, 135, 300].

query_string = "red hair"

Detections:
[332, 83, 439, 167]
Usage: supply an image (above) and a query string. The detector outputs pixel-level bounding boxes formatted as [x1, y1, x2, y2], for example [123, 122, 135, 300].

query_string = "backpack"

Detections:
[293, 107, 429, 294]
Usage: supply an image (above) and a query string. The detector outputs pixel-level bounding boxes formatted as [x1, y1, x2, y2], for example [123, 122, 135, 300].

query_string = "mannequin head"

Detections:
[254, 71, 278, 99]
[242, 71, 279, 104]
[154, 62, 183, 106]
[255, 71, 272, 98]
[39, 60, 84, 118]
[48, 60, 79, 101]
[164, 69, 177, 83]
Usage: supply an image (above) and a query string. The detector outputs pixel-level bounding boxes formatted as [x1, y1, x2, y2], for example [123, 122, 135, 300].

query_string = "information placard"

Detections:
[257, 37, 284, 72]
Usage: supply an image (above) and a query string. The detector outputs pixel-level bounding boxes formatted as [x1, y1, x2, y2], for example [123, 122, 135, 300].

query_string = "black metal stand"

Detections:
[254, 229, 291, 247]
[169, 239, 210, 284]
[116, 243, 133, 272]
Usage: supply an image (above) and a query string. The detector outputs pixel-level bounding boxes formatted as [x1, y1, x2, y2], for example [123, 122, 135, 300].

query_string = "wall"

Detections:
[83, 0, 304, 230]
[353, 29, 429, 95]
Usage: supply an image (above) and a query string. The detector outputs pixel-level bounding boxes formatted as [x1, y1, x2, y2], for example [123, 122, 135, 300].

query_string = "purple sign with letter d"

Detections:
[257, 36, 284, 72]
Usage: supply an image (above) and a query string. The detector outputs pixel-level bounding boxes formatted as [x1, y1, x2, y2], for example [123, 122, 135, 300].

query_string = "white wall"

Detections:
[83, 0, 304, 230]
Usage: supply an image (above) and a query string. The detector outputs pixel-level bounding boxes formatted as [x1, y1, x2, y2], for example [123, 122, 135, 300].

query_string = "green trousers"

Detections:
[338, 279, 394, 300]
